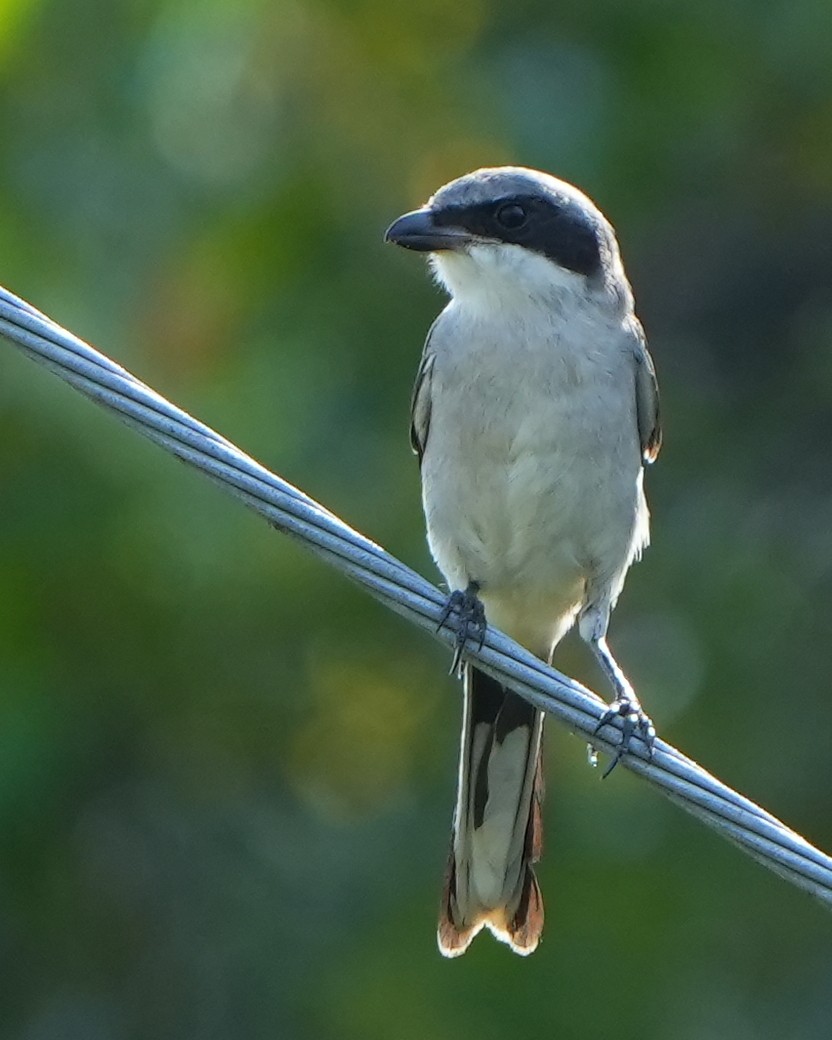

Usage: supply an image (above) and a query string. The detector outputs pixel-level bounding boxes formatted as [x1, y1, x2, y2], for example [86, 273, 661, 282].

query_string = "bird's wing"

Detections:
[409, 334, 435, 464]
[630, 318, 662, 464]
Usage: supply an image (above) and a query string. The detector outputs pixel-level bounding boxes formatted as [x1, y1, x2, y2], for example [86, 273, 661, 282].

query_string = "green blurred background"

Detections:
[0, 0, 831, 1036]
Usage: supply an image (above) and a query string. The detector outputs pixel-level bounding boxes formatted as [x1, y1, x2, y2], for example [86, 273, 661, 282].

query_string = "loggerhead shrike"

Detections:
[384, 167, 661, 957]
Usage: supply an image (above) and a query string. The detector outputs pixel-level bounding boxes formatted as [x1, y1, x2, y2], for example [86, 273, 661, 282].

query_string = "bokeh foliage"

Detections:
[1, 0, 831, 1036]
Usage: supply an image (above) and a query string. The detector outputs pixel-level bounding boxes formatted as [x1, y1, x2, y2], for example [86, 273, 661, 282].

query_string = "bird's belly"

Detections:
[422, 419, 643, 651]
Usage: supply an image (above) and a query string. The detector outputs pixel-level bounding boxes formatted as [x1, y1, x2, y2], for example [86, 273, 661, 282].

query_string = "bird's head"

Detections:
[385, 166, 628, 310]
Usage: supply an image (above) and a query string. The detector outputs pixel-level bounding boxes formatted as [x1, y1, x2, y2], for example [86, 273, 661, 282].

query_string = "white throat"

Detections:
[431, 243, 587, 313]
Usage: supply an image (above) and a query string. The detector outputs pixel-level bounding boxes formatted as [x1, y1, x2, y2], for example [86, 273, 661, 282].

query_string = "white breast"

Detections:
[420, 286, 647, 656]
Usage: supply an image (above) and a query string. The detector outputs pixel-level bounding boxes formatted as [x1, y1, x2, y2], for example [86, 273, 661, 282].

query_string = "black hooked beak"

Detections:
[384, 208, 472, 252]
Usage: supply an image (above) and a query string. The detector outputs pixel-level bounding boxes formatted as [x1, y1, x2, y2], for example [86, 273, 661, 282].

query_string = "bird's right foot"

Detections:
[437, 582, 486, 675]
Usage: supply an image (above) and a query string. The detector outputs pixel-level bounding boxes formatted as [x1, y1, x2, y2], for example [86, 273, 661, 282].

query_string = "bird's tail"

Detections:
[438, 665, 545, 957]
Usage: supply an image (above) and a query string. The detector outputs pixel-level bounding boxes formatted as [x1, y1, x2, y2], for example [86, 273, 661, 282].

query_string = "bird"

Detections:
[384, 166, 661, 957]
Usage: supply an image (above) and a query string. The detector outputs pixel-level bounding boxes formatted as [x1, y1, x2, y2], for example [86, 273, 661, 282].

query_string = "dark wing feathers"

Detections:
[631, 319, 662, 464]
[409, 349, 434, 464]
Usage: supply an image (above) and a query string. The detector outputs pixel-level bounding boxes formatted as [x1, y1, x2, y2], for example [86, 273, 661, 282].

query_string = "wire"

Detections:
[1, 283, 830, 907]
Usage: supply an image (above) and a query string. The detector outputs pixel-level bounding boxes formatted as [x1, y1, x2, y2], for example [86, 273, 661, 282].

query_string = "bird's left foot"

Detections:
[437, 582, 486, 676]
[593, 699, 655, 778]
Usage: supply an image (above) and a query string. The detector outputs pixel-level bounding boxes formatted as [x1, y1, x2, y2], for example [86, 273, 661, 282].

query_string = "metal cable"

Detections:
[2, 284, 830, 907]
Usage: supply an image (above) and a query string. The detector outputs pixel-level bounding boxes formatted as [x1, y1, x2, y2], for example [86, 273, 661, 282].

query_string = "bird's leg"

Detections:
[579, 609, 655, 777]
[437, 580, 486, 676]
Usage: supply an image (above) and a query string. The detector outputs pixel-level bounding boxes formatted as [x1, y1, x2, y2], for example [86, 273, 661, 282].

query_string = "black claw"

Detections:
[601, 747, 625, 780]
[594, 698, 655, 777]
[438, 583, 487, 674]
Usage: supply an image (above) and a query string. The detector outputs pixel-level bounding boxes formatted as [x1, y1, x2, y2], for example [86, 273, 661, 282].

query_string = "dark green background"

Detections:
[0, 1, 831, 1037]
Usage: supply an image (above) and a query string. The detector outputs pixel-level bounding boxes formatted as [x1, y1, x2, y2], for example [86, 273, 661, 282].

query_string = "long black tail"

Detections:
[438, 665, 545, 956]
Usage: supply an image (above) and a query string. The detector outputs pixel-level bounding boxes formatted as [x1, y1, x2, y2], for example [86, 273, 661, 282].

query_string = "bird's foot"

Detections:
[437, 582, 486, 676]
[593, 698, 655, 778]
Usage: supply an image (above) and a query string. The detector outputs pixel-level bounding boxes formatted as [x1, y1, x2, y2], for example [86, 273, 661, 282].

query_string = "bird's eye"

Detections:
[495, 203, 527, 229]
